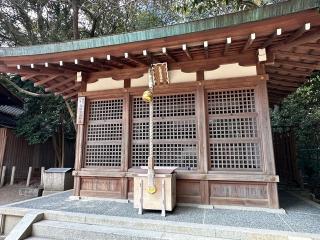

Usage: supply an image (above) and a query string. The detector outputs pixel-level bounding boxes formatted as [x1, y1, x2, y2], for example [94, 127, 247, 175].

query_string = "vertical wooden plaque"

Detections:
[76, 96, 85, 125]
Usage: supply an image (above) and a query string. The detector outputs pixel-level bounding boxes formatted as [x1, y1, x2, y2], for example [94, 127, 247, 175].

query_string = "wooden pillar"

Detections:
[196, 78, 210, 204]
[256, 63, 279, 208]
[73, 72, 87, 197]
[196, 81, 209, 174]
[120, 90, 131, 199]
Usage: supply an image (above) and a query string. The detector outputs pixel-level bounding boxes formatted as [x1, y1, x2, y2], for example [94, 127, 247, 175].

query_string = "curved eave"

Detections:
[0, 0, 319, 58]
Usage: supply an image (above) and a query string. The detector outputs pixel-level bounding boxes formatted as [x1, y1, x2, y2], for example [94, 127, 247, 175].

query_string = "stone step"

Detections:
[25, 237, 55, 240]
[31, 220, 227, 240]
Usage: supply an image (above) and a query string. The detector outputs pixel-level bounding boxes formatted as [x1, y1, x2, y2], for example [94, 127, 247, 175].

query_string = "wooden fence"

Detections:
[0, 128, 75, 183]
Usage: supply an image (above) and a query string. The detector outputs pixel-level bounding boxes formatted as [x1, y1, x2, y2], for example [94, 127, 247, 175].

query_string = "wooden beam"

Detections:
[59, 62, 96, 72]
[285, 23, 311, 43]
[262, 28, 282, 48]
[182, 44, 193, 60]
[124, 53, 148, 66]
[242, 33, 255, 52]
[275, 51, 320, 62]
[297, 43, 320, 51]
[34, 75, 62, 86]
[203, 41, 209, 58]
[45, 76, 76, 92]
[63, 91, 78, 100]
[76, 60, 108, 71]
[275, 59, 319, 69]
[107, 54, 136, 68]
[224, 37, 232, 55]
[142, 50, 154, 65]
[267, 83, 297, 92]
[87, 52, 257, 82]
[55, 83, 81, 95]
[267, 66, 311, 76]
[268, 73, 307, 83]
[162, 47, 176, 62]
[21, 74, 39, 81]
[270, 31, 320, 52]
[268, 79, 301, 88]
[124, 78, 131, 88]
[196, 71, 204, 81]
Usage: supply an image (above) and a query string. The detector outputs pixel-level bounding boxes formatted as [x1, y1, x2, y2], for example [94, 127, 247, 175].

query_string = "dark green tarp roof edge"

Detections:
[0, 0, 319, 57]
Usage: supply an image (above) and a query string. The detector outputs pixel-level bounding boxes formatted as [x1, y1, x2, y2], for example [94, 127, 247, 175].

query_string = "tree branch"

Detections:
[0, 77, 52, 97]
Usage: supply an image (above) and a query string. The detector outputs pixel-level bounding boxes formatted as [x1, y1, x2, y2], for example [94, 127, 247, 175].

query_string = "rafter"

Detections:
[275, 59, 319, 69]
[124, 52, 148, 66]
[55, 83, 81, 96]
[224, 37, 232, 55]
[298, 43, 320, 51]
[34, 75, 62, 86]
[275, 51, 320, 62]
[267, 66, 310, 76]
[161, 47, 176, 62]
[262, 28, 282, 48]
[107, 55, 136, 68]
[267, 83, 298, 92]
[268, 79, 301, 88]
[63, 91, 79, 100]
[268, 73, 307, 83]
[285, 23, 310, 43]
[270, 31, 320, 52]
[242, 33, 255, 53]
[203, 41, 209, 58]
[45, 76, 76, 92]
[182, 44, 193, 60]
[21, 74, 39, 81]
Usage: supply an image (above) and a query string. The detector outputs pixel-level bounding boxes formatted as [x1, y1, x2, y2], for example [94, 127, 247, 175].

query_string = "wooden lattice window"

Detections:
[85, 99, 123, 167]
[131, 93, 198, 170]
[207, 89, 261, 171]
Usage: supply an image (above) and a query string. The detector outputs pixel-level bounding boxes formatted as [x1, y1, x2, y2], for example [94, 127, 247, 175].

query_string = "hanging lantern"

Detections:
[142, 90, 153, 103]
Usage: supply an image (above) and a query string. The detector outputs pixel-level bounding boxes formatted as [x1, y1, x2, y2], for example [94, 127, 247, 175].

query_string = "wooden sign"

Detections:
[76, 96, 86, 125]
[152, 63, 169, 85]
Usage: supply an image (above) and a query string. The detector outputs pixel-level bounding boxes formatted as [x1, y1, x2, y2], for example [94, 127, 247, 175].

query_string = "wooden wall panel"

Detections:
[209, 181, 269, 207]
[80, 177, 122, 198]
[176, 180, 201, 203]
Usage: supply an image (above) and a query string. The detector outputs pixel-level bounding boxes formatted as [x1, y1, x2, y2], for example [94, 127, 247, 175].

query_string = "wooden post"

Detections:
[196, 82, 209, 173]
[0, 166, 6, 187]
[73, 72, 87, 197]
[26, 167, 32, 187]
[121, 91, 130, 199]
[40, 167, 45, 186]
[10, 166, 16, 185]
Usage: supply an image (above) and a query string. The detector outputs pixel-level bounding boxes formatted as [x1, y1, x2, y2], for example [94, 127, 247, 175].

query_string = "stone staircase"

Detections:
[24, 219, 227, 240]
[3, 209, 319, 240]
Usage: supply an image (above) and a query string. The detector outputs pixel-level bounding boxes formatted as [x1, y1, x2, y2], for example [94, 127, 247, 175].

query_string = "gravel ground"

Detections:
[0, 183, 38, 206]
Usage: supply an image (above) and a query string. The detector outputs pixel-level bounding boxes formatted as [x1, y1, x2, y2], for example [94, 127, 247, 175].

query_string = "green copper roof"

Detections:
[0, 0, 319, 57]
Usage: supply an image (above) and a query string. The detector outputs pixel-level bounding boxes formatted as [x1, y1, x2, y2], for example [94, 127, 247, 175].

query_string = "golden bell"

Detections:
[147, 186, 157, 194]
[142, 90, 153, 103]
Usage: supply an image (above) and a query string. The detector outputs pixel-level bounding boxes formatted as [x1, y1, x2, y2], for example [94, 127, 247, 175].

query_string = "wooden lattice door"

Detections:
[85, 98, 124, 168]
[131, 93, 198, 170]
[207, 88, 262, 171]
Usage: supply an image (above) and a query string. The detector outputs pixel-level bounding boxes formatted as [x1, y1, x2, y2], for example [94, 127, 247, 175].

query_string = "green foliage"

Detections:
[0, 74, 75, 145]
[271, 73, 320, 149]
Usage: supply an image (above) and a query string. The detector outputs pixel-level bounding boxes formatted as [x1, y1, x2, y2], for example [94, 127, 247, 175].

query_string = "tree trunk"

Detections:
[72, 0, 80, 40]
